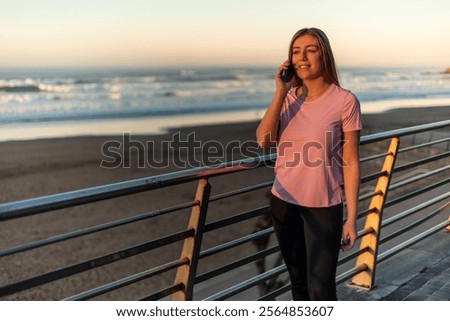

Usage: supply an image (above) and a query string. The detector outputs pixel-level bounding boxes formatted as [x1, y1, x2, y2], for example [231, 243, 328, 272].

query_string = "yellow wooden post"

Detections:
[351, 137, 399, 289]
[172, 178, 211, 300]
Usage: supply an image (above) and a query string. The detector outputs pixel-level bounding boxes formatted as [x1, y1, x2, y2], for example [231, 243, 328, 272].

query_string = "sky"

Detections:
[0, 0, 449, 69]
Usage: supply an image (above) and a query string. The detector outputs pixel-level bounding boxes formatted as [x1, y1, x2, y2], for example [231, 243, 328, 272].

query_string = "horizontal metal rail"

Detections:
[336, 264, 368, 285]
[355, 207, 379, 220]
[1, 120, 448, 222]
[393, 150, 450, 174]
[209, 181, 273, 203]
[398, 136, 450, 153]
[204, 206, 269, 233]
[350, 135, 449, 163]
[359, 120, 450, 145]
[196, 246, 280, 284]
[357, 227, 375, 239]
[64, 258, 189, 301]
[199, 228, 274, 260]
[389, 165, 450, 192]
[381, 192, 450, 228]
[0, 229, 193, 298]
[203, 264, 288, 301]
[380, 204, 448, 245]
[0, 120, 448, 301]
[377, 220, 449, 264]
[257, 284, 291, 301]
[359, 191, 382, 202]
[0, 155, 276, 221]
[360, 170, 386, 184]
[385, 177, 450, 208]
[0, 200, 198, 258]
[140, 283, 184, 301]
[359, 134, 449, 165]
[338, 247, 370, 266]
[361, 151, 391, 163]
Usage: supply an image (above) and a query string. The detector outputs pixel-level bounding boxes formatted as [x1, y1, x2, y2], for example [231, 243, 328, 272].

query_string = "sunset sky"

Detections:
[1, 0, 449, 68]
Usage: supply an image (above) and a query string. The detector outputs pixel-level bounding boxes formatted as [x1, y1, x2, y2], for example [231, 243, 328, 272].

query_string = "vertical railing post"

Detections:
[351, 137, 399, 289]
[172, 178, 211, 300]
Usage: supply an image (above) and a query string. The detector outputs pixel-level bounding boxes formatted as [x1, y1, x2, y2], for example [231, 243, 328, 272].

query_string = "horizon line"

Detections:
[1, 64, 448, 71]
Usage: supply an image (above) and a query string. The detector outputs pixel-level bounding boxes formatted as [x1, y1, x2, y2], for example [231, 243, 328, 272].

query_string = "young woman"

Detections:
[256, 27, 362, 300]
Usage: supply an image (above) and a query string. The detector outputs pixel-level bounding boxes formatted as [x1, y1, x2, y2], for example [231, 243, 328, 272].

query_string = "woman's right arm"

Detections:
[256, 60, 292, 148]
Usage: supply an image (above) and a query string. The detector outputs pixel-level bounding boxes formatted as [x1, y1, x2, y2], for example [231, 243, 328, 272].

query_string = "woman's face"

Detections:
[291, 34, 323, 82]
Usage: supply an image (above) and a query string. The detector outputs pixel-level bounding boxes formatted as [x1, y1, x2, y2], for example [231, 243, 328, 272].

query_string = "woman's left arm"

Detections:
[341, 130, 361, 251]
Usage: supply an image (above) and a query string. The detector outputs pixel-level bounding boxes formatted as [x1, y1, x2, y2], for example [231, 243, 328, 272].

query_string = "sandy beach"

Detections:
[0, 105, 449, 300]
[2, 106, 449, 200]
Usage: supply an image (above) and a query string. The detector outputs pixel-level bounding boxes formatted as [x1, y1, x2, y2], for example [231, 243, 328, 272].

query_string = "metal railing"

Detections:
[0, 120, 449, 300]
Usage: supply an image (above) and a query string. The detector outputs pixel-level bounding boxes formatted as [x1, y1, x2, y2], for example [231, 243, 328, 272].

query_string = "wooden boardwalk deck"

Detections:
[338, 229, 449, 301]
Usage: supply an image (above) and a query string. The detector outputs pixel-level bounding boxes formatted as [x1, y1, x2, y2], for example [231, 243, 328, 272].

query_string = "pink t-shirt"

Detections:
[271, 83, 362, 207]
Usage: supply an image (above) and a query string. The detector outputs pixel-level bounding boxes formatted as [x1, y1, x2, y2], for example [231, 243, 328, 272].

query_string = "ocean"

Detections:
[1, 66, 449, 141]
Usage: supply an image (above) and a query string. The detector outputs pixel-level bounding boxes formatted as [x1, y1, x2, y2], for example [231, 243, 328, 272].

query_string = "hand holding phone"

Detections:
[280, 63, 295, 83]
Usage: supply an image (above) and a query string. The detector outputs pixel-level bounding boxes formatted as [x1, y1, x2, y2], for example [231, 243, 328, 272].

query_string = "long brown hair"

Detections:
[288, 28, 340, 86]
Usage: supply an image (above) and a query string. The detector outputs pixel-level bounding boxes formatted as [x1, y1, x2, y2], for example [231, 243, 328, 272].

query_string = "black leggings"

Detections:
[270, 194, 343, 301]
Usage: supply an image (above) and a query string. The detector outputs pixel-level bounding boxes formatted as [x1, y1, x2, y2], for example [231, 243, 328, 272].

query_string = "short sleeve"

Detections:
[342, 91, 362, 132]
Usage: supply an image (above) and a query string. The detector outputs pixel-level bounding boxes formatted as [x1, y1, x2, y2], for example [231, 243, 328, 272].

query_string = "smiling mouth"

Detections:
[297, 65, 310, 70]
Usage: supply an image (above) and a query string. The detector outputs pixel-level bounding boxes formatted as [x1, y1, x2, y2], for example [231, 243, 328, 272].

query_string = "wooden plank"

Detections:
[351, 137, 399, 289]
[172, 179, 211, 300]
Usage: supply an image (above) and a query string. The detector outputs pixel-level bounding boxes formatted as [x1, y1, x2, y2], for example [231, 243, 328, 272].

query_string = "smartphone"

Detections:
[281, 63, 295, 83]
